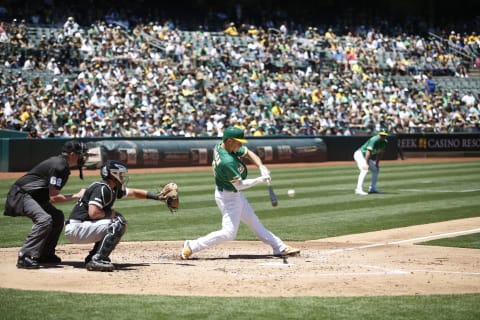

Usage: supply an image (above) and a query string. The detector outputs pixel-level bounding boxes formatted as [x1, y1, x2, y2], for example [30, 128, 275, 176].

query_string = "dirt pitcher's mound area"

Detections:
[1, 218, 479, 297]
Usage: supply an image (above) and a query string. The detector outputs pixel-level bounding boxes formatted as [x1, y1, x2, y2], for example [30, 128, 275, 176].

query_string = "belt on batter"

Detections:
[216, 187, 237, 193]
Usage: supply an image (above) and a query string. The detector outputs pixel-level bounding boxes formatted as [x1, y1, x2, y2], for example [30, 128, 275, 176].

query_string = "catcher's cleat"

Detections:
[276, 246, 300, 257]
[86, 256, 114, 272]
[85, 254, 111, 264]
[180, 240, 192, 260]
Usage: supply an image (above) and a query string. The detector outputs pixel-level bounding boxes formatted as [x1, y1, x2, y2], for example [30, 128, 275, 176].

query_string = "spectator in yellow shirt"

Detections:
[224, 22, 239, 36]
[253, 126, 265, 136]
[247, 25, 259, 37]
[271, 103, 283, 117]
[19, 105, 34, 127]
[311, 87, 322, 103]
[325, 28, 336, 41]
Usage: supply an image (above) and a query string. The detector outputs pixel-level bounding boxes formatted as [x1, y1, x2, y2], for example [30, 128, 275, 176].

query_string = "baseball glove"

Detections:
[159, 182, 179, 213]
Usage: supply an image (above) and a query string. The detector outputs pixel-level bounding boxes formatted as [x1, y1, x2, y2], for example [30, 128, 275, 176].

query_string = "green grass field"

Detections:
[1, 160, 479, 319]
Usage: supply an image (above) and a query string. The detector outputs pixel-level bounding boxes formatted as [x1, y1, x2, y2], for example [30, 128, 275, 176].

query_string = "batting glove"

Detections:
[258, 175, 271, 183]
[259, 165, 270, 177]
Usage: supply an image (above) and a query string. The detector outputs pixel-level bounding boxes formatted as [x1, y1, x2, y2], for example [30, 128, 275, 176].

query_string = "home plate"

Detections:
[258, 262, 295, 267]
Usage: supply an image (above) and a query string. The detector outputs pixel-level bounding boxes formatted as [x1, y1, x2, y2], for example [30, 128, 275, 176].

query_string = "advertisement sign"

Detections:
[398, 134, 480, 151]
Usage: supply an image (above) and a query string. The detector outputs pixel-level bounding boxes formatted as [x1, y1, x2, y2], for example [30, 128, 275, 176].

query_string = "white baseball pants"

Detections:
[354, 150, 379, 191]
[188, 188, 287, 255]
[65, 219, 111, 244]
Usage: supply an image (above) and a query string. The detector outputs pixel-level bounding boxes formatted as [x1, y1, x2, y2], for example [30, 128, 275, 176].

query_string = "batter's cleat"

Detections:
[38, 254, 62, 263]
[276, 246, 300, 257]
[368, 188, 382, 194]
[86, 255, 114, 272]
[355, 189, 368, 195]
[16, 256, 40, 269]
[180, 240, 192, 260]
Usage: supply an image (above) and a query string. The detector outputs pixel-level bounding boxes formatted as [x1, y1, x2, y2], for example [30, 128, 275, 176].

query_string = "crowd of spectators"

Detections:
[1, 13, 480, 139]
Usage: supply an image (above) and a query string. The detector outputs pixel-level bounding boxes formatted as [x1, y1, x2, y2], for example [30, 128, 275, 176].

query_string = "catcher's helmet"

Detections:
[101, 160, 129, 196]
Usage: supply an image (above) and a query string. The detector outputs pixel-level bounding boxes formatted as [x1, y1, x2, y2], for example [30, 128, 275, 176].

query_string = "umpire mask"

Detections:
[62, 140, 88, 179]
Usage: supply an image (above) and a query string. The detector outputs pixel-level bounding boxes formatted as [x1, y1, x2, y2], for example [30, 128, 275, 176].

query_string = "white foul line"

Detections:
[324, 227, 480, 254]
[390, 228, 480, 245]
[399, 189, 480, 193]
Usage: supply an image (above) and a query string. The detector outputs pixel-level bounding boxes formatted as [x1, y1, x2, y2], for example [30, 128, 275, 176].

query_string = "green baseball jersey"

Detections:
[212, 142, 248, 192]
[359, 135, 388, 160]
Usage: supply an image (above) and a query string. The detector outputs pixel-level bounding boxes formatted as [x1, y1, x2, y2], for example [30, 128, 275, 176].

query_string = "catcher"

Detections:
[64, 160, 178, 271]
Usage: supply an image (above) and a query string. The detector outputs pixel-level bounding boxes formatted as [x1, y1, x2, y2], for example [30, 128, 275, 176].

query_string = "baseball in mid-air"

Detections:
[287, 189, 296, 197]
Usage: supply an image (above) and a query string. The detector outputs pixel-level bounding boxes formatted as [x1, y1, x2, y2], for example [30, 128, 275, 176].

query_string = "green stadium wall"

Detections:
[3, 133, 477, 172]
[1, 136, 329, 172]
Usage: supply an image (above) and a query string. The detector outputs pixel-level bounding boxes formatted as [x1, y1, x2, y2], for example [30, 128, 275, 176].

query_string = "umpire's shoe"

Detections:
[38, 254, 62, 264]
[17, 255, 40, 269]
[86, 255, 114, 272]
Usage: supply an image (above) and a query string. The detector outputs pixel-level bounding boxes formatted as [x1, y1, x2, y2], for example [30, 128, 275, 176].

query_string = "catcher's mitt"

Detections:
[159, 182, 179, 213]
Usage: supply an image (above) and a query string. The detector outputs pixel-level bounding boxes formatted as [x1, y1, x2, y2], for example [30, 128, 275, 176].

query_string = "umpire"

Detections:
[3, 140, 88, 269]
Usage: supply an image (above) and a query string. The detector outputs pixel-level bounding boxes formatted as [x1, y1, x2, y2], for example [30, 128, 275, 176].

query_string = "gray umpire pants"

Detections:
[4, 185, 64, 259]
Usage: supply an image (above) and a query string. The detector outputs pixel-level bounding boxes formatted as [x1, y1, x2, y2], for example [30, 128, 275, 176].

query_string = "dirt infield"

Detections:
[1, 157, 479, 297]
[1, 218, 479, 297]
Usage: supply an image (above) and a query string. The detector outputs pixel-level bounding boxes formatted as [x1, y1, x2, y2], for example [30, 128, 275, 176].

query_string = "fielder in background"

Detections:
[64, 160, 168, 272]
[3, 140, 88, 269]
[353, 128, 389, 195]
[181, 126, 300, 260]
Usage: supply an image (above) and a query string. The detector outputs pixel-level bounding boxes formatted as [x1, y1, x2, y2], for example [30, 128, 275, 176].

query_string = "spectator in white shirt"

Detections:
[22, 56, 35, 70]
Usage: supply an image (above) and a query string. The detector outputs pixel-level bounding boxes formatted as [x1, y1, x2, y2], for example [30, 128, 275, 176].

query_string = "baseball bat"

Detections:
[266, 179, 278, 207]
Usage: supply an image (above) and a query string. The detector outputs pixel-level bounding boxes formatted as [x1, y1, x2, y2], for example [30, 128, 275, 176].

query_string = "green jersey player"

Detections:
[181, 126, 300, 259]
[354, 128, 389, 195]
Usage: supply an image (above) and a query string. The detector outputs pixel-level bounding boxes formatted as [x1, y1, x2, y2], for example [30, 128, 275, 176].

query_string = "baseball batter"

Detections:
[181, 126, 300, 259]
[354, 128, 389, 195]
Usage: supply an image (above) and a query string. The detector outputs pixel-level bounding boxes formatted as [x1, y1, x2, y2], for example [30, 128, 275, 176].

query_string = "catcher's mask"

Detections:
[101, 160, 129, 198]
[62, 140, 88, 179]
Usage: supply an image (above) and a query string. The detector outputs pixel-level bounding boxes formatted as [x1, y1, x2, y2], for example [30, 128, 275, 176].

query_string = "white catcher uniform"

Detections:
[185, 142, 288, 256]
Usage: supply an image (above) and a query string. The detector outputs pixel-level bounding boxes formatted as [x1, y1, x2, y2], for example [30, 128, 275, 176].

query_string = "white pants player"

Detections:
[65, 219, 112, 244]
[354, 150, 380, 193]
[187, 188, 287, 255]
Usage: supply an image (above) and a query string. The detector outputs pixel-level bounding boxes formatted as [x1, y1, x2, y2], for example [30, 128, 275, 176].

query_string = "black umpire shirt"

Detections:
[14, 155, 71, 203]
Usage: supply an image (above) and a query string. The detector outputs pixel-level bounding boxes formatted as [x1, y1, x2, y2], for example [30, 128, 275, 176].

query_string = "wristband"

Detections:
[146, 191, 158, 200]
